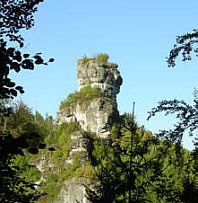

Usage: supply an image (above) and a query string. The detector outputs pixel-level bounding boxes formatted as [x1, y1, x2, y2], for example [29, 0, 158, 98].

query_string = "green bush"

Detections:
[81, 55, 96, 67]
[60, 85, 101, 110]
[81, 53, 109, 66]
[45, 174, 62, 202]
[12, 154, 42, 183]
[96, 53, 109, 63]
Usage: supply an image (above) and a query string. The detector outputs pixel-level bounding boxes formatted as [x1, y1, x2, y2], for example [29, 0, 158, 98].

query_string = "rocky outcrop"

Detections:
[65, 130, 92, 165]
[56, 98, 117, 138]
[54, 57, 123, 203]
[56, 59, 122, 138]
[77, 59, 122, 98]
[54, 178, 94, 203]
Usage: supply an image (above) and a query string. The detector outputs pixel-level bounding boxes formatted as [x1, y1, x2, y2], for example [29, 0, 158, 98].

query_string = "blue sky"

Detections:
[13, 0, 198, 149]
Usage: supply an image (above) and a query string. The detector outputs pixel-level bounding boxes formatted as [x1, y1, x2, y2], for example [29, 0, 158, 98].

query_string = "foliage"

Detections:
[0, 0, 54, 99]
[0, 99, 54, 202]
[147, 92, 198, 202]
[60, 85, 101, 110]
[80, 53, 109, 67]
[0, 154, 42, 203]
[0, 0, 44, 44]
[167, 29, 198, 67]
[0, 1, 55, 201]
[0, 132, 43, 202]
[1, 100, 48, 149]
[15, 110, 197, 203]
[12, 154, 42, 183]
[147, 98, 198, 145]
[86, 114, 198, 203]
[35, 122, 98, 202]
[0, 39, 54, 99]
[44, 174, 62, 203]
[36, 122, 83, 202]
[96, 53, 109, 63]
[86, 114, 155, 202]
[47, 122, 78, 163]
[81, 55, 96, 67]
[143, 28, 198, 202]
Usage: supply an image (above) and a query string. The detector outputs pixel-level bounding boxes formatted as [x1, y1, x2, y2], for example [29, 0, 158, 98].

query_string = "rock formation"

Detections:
[53, 57, 123, 203]
[56, 58, 122, 138]
[77, 59, 122, 98]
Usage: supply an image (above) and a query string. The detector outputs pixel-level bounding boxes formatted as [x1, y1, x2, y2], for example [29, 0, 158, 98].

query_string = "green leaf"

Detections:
[10, 89, 17, 96]
[23, 54, 30, 58]
[21, 59, 34, 70]
[49, 58, 54, 63]
[35, 58, 44, 64]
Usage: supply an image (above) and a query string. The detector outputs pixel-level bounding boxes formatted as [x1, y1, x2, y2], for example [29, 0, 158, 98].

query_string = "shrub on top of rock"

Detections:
[96, 53, 109, 63]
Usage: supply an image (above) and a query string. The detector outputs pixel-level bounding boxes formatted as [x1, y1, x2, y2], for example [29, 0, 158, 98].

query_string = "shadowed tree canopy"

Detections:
[0, 0, 54, 202]
[0, 0, 45, 45]
[0, 0, 54, 99]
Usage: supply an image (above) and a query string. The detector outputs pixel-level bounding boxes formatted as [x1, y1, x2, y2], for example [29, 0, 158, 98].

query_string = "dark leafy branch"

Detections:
[147, 99, 198, 144]
[167, 29, 198, 67]
[0, 0, 55, 201]
[0, 0, 45, 46]
[0, 0, 54, 99]
[0, 39, 54, 99]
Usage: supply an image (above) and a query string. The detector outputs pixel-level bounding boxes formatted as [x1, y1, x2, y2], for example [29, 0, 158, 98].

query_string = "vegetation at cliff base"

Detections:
[86, 114, 198, 203]
[0, 99, 54, 202]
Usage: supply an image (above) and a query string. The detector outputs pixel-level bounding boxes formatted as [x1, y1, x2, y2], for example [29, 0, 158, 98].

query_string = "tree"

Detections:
[148, 27, 198, 149]
[147, 94, 198, 202]
[86, 114, 198, 203]
[147, 98, 198, 145]
[0, 129, 44, 202]
[167, 29, 198, 67]
[146, 29, 198, 202]
[148, 27, 198, 151]
[86, 114, 160, 202]
[0, 0, 54, 201]
[1, 0, 44, 44]
[0, 0, 54, 99]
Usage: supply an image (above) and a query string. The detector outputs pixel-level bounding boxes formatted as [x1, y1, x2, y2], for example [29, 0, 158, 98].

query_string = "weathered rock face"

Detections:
[77, 59, 122, 98]
[54, 178, 94, 203]
[56, 59, 122, 138]
[54, 58, 123, 203]
[66, 130, 92, 165]
[56, 98, 117, 138]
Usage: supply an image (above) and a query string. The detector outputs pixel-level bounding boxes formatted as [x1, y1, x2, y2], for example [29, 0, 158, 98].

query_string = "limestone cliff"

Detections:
[77, 59, 122, 98]
[56, 58, 122, 138]
[42, 57, 123, 203]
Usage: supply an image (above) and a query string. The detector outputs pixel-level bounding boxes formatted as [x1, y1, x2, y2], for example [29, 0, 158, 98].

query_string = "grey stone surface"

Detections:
[56, 59, 122, 138]
[77, 59, 122, 98]
[65, 131, 92, 166]
[53, 59, 123, 202]
[56, 98, 118, 138]
[54, 178, 93, 203]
